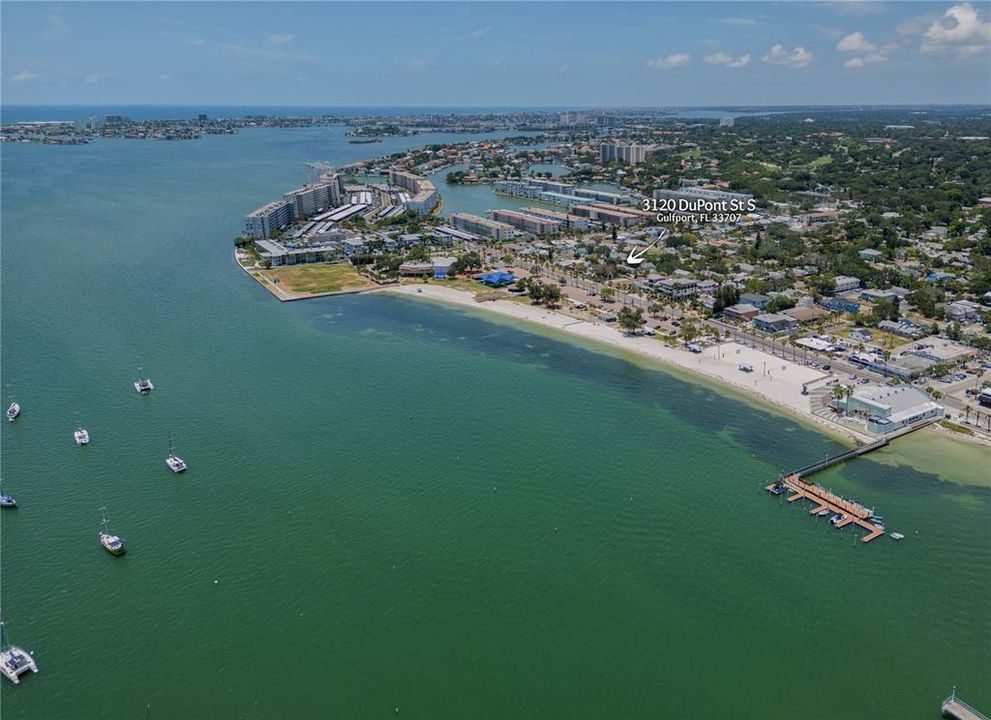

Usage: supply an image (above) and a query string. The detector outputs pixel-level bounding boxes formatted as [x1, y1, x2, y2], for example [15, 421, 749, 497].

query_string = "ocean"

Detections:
[1, 121, 988, 719]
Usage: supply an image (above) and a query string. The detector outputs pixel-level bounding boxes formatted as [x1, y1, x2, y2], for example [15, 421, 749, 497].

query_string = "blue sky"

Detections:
[2, 2, 989, 106]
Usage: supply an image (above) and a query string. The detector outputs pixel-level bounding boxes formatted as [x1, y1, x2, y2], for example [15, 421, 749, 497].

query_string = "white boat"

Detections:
[817, 508, 830, 517]
[134, 372, 154, 394]
[890, 533, 905, 541]
[74, 427, 90, 445]
[99, 509, 125, 556]
[0, 622, 38, 685]
[5, 403, 19, 422]
[0, 492, 16, 509]
[165, 433, 187, 473]
[830, 513, 848, 526]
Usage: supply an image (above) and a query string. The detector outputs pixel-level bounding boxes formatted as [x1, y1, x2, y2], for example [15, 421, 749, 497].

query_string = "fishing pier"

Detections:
[766, 418, 939, 542]
[942, 689, 989, 720]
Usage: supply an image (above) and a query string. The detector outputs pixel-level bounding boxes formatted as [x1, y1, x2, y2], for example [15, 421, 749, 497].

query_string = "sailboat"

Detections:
[134, 368, 154, 395]
[99, 507, 126, 556]
[165, 433, 187, 473]
[0, 481, 16, 509]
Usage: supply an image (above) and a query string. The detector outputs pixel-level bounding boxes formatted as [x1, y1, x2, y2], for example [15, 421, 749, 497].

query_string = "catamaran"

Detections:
[0, 621, 38, 685]
[5, 403, 19, 422]
[99, 508, 126, 556]
[74, 427, 90, 445]
[134, 370, 154, 395]
[165, 434, 187, 473]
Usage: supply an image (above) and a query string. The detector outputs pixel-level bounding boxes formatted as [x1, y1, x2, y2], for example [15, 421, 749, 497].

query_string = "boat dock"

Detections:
[0, 646, 38, 684]
[942, 689, 989, 720]
[765, 419, 939, 542]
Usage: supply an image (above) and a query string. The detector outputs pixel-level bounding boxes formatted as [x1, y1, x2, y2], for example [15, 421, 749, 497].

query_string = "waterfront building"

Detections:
[490, 209, 562, 235]
[245, 199, 294, 240]
[831, 385, 943, 434]
[450, 213, 517, 241]
[570, 204, 643, 227]
[752, 313, 798, 334]
[388, 170, 439, 216]
[573, 187, 630, 206]
[283, 182, 341, 221]
[521, 207, 589, 231]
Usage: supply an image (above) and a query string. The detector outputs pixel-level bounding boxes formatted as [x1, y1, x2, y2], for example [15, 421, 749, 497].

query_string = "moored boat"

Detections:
[5, 403, 19, 422]
[134, 371, 154, 394]
[0, 621, 38, 685]
[817, 508, 830, 517]
[99, 508, 125, 555]
[165, 433, 187, 473]
[890, 532, 904, 541]
[830, 513, 848, 526]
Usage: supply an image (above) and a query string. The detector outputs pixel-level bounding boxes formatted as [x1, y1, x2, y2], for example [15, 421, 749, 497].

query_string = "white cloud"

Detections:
[843, 53, 889, 67]
[920, 3, 991, 58]
[703, 52, 751, 68]
[762, 44, 814, 68]
[466, 26, 492, 39]
[187, 37, 205, 47]
[268, 33, 295, 46]
[405, 58, 429, 71]
[159, 74, 170, 81]
[646, 53, 691, 69]
[838, 32, 898, 66]
[720, 17, 760, 27]
[84, 73, 105, 83]
[837, 31, 876, 52]
[11, 70, 39, 83]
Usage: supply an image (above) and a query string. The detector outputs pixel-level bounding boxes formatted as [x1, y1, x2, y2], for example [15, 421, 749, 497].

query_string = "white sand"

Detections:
[383, 284, 875, 444]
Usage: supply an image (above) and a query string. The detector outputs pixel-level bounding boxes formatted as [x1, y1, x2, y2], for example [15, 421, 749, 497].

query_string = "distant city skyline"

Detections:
[2, 2, 990, 107]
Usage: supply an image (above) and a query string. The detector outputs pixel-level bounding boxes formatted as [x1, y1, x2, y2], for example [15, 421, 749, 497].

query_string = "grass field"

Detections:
[258, 263, 375, 295]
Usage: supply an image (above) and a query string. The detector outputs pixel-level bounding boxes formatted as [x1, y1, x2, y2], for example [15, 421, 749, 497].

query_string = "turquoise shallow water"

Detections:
[1, 127, 989, 719]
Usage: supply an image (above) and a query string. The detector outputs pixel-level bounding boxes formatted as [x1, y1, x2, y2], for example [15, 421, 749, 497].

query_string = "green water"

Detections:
[2, 128, 989, 719]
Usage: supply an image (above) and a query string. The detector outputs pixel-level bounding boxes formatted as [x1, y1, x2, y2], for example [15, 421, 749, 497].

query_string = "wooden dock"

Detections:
[780, 474, 885, 542]
[943, 689, 989, 720]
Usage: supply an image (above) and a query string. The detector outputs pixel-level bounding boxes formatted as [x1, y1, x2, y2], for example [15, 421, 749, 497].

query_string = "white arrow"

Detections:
[626, 242, 656, 266]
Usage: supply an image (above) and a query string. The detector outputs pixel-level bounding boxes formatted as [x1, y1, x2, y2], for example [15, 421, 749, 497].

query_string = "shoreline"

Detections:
[381, 283, 877, 447]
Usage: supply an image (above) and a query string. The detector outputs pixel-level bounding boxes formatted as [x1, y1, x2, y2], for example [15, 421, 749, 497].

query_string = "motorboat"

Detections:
[5, 403, 19, 422]
[830, 513, 848, 526]
[890, 533, 905, 541]
[74, 427, 90, 445]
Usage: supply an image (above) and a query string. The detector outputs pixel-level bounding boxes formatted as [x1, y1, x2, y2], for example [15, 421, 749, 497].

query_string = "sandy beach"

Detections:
[383, 284, 878, 445]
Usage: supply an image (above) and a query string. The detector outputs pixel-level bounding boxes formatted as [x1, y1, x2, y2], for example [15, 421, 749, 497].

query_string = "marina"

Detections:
[942, 689, 990, 720]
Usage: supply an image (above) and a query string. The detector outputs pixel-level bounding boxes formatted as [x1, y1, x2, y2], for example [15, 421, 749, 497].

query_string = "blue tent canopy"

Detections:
[479, 271, 516, 287]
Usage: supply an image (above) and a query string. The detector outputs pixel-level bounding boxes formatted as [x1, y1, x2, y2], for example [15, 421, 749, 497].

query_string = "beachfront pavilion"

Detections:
[479, 271, 516, 287]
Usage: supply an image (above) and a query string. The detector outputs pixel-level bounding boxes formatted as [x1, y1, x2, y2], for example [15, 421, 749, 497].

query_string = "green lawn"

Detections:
[261, 263, 375, 295]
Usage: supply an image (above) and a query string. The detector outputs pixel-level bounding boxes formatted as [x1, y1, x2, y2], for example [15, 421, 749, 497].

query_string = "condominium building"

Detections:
[656, 278, 699, 299]
[388, 169, 439, 216]
[245, 199, 294, 239]
[521, 207, 590, 231]
[600, 143, 654, 165]
[490, 209, 562, 235]
[283, 182, 341, 221]
[449, 213, 517, 241]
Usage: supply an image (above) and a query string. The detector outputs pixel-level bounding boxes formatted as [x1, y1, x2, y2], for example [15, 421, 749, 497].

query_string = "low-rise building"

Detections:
[832, 385, 943, 434]
[656, 278, 698, 299]
[724, 303, 760, 321]
[832, 275, 862, 294]
[449, 213, 517, 241]
[752, 313, 798, 334]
